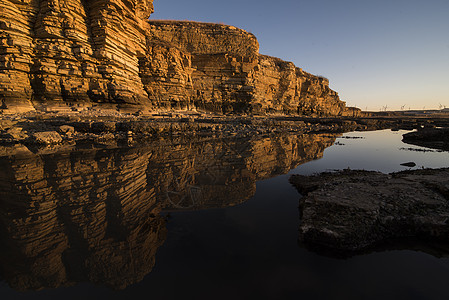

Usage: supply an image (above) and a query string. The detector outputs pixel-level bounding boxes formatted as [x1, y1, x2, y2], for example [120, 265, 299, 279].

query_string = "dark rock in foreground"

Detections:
[400, 161, 416, 167]
[290, 168, 449, 255]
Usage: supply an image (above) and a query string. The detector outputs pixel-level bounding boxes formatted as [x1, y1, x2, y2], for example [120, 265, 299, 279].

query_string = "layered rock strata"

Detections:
[1, 0, 154, 113]
[147, 20, 350, 115]
[1, 0, 354, 116]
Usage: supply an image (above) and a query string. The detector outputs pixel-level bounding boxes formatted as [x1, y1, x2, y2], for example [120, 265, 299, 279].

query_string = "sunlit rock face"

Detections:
[0, 133, 337, 290]
[147, 21, 350, 116]
[0, 0, 153, 113]
[0, 0, 356, 116]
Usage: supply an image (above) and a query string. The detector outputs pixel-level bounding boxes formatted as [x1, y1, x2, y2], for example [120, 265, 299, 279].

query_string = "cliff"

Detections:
[1, 0, 155, 113]
[0, 0, 353, 116]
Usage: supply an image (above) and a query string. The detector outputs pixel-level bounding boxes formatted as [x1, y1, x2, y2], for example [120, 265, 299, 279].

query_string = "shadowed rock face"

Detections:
[0, 133, 337, 290]
[0, 1, 357, 116]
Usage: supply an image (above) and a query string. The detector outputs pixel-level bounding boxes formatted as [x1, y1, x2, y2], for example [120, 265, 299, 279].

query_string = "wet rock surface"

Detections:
[290, 168, 449, 255]
[32, 130, 62, 144]
[3, 110, 449, 153]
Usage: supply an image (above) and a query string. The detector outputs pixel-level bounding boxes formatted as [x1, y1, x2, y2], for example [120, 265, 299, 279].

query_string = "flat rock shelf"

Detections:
[290, 168, 449, 255]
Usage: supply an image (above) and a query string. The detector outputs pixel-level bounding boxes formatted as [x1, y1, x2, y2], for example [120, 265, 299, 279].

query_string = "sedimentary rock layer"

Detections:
[1, 0, 154, 113]
[1, 0, 356, 116]
[147, 21, 352, 115]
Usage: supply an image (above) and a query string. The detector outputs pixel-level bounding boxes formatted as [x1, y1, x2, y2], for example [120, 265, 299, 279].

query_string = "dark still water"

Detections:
[1, 130, 449, 299]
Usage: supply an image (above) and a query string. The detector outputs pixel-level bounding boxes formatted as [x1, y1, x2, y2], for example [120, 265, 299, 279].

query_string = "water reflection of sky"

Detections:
[291, 129, 449, 175]
[146, 129, 449, 300]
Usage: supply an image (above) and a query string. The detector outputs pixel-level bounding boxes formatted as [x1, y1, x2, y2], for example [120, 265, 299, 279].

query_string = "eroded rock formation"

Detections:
[0, 132, 336, 290]
[0, 0, 356, 116]
[1, 0, 156, 113]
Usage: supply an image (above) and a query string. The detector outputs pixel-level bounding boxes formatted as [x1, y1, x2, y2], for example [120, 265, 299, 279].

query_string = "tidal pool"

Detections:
[1, 129, 449, 299]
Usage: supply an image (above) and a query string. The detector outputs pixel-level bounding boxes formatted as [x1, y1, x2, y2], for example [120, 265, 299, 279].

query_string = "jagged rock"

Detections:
[91, 121, 117, 133]
[0, 120, 17, 131]
[0, 0, 355, 116]
[4, 127, 28, 141]
[58, 125, 75, 135]
[290, 168, 449, 254]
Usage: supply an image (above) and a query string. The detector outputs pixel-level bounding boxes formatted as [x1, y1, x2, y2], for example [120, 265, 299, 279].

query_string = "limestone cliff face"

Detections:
[0, 133, 336, 290]
[0, 0, 352, 116]
[146, 21, 349, 116]
[147, 20, 259, 57]
[139, 40, 194, 110]
[1, 0, 153, 113]
[252, 55, 346, 116]
[146, 21, 351, 115]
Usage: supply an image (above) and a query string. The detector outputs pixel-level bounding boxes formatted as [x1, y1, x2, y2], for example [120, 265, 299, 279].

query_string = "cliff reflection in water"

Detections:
[0, 133, 337, 291]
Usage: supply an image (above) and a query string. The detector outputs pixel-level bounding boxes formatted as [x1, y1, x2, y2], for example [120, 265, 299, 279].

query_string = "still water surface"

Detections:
[1, 129, 449, 299]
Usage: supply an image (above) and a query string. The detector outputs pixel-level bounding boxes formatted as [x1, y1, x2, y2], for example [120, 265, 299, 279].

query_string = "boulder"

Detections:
[32, 131, 63, 144]
[5, 127, 29, 141]
[59, 125, 75, 135]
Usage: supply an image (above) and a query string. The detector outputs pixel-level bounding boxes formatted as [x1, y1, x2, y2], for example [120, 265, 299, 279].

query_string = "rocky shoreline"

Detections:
[2, 110, 449, 155]
[290, 168, 449, 257]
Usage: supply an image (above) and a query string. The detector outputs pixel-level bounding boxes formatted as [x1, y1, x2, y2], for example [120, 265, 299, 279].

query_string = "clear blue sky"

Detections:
[151, 0, 449, 111]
